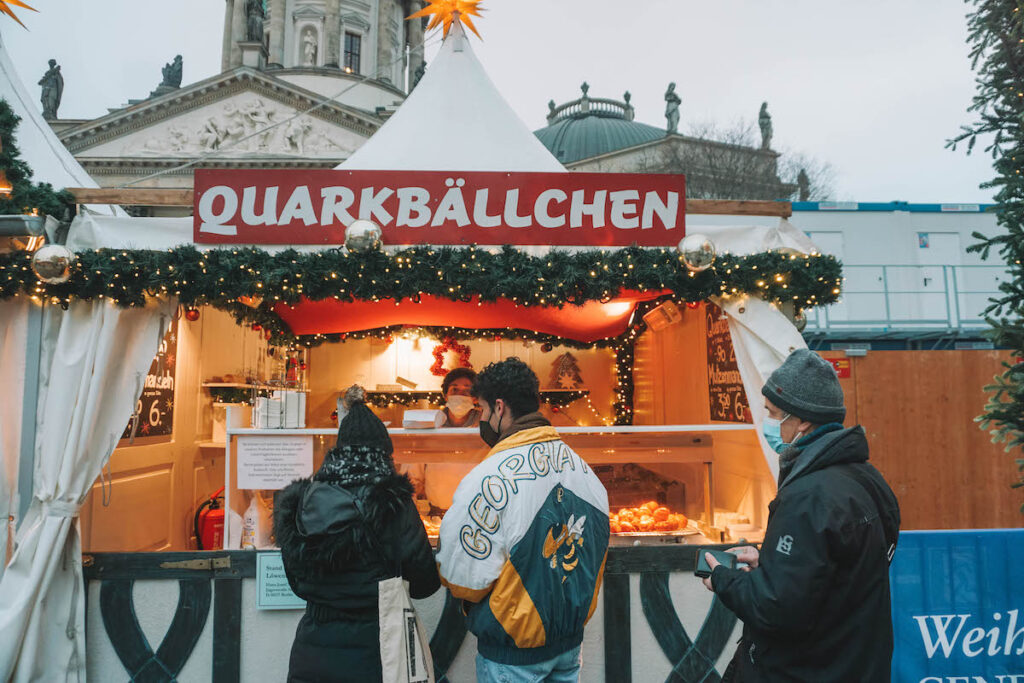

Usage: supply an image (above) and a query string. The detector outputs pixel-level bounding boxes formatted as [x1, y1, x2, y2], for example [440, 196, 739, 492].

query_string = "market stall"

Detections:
[0, 15, 840, 683]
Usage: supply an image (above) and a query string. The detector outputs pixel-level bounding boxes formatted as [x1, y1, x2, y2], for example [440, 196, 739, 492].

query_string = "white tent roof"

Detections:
[338, 20, 564, 173]
[0, 30, 118, 215]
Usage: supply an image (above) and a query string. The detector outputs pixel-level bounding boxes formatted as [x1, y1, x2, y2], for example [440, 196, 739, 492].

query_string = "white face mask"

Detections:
[446, 395, 475, 418]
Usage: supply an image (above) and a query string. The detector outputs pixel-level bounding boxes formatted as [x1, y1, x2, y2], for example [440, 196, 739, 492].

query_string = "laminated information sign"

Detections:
[256, 552, 305, 610]
[237, 435, 313, 490]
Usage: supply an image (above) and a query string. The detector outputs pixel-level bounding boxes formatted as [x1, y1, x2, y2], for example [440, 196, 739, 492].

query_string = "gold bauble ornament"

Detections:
[31, 244, 75, 284]
[344, 219, 383, 253]
[677, 234, 716, 272]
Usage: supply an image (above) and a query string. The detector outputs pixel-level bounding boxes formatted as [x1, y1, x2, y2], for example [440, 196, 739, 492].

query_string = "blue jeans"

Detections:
[476, 646, 582, 683]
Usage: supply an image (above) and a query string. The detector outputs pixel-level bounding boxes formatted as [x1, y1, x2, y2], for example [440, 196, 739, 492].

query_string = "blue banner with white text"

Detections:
[890, 529, 1024, 683]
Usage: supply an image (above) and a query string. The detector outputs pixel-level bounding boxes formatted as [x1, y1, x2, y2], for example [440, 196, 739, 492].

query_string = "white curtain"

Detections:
[0, 297, 174, 682]
[713, 295, 809, 480]
[0, 299, 30, 575]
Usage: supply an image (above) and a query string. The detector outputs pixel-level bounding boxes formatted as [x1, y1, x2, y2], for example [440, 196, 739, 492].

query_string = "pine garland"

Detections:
[1, 244, 841, 311]
[0, 99, 73, 219]
[949, 1, 1024, 507]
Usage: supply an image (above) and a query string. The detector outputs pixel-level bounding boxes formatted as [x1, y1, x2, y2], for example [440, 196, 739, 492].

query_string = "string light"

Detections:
[1, 246, 841, 423]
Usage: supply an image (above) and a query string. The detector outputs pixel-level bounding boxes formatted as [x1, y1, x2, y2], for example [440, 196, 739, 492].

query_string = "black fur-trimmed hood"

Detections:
[274, 472, 414, 576]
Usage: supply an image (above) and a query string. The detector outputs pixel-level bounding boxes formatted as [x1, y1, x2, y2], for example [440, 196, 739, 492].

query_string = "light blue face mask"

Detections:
[762, 414, 793, 453]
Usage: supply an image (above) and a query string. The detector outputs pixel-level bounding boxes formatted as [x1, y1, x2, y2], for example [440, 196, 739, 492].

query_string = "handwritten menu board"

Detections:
[121, 318, 177, 443]
[706, 304, 751, 423]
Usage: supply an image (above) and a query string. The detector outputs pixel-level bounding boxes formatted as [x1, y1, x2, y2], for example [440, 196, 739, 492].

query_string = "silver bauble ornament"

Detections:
[677, 234, 716, 272]
[344, 219, 382, 253]
[31, 244, 75, 284]
[793, 309, 807, 332]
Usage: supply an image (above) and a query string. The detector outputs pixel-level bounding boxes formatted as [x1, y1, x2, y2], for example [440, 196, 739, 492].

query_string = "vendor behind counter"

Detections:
[403, 367, 480, 510]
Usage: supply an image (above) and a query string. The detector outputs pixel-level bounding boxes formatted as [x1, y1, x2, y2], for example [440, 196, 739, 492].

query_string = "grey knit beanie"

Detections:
[761, 349, 846, 424]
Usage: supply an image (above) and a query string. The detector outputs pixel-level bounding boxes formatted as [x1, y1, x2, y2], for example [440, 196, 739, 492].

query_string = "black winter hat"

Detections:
[761, 349, 846, 425]
[336, 385, 393, 456]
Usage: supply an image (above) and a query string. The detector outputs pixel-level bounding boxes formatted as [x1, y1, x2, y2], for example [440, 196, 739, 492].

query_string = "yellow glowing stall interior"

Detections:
[79, 303, 774, 553]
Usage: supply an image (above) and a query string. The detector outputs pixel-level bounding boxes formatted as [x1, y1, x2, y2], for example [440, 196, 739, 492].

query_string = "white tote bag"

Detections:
[378, 576, 435, 683]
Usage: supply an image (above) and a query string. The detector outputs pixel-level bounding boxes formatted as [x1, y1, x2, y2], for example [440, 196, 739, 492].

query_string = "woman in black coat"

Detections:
[274, 387, 440, 683]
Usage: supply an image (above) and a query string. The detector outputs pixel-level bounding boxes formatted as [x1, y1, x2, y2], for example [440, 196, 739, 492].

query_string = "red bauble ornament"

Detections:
[541, 343, 553, 353]
[686, 301, 701, 309]
[251, 323, 262, 331]
[299, 361, 308, 371]
[264, 329, 272, 340]
[184, 308, 200, 321]
[330, 410, 338, 423]
[430, 336, 473, 377]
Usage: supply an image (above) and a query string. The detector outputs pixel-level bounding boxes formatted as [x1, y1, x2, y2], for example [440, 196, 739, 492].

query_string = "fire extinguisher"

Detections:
[194, 487, 225, 551]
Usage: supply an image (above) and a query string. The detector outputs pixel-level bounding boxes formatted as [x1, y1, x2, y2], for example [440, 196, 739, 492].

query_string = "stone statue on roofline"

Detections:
[161, 55, 183, 88]
[246, 0, 265, 42]
[759, 101, 773, 150]
[797, 168, 810, 201]
[664, 82, 681, 134]
[38, 59, 63, 120]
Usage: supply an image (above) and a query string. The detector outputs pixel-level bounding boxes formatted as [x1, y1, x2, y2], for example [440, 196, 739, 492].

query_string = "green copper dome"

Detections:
[534, 86, 666, 164]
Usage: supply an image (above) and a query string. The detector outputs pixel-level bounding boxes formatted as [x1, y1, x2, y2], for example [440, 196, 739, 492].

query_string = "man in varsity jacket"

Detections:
[437, 357, 609, 682]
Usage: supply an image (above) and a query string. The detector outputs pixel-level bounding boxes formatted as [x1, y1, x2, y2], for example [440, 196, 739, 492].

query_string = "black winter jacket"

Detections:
[712, 425, 900, 682]
[274, 473, 440, 683]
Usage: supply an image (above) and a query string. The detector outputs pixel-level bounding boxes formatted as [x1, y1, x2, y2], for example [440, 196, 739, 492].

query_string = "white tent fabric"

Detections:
[0, 29, 120, 217]
[0, 298, 174, 682]
[337, 21, 564, 173]
[0, 23, 127, 573]
[714, 296, 808, 481]
[0, 299, 29, 574]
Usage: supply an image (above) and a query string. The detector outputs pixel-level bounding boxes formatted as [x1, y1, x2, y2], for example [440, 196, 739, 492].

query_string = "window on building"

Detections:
[344, 33, 361, 74]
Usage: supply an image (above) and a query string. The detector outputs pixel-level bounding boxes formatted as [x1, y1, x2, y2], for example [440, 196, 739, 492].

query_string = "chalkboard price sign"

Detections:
[706, 304, 751, 423]
[121, 318, 178, 442]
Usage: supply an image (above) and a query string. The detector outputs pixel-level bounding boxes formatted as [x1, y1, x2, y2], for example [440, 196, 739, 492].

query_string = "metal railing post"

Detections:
[950, 266, 962, 329]
[881, 266, 892, 325]
[941, 266, 953, 329]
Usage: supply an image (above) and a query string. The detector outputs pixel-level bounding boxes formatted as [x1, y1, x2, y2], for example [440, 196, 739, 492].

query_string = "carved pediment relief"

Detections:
[82, 95, 363, 160]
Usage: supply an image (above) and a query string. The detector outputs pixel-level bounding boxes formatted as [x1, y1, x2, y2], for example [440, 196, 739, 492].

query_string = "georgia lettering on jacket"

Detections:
[460, 441, 588, 561]
[913, 610, 1024, 683]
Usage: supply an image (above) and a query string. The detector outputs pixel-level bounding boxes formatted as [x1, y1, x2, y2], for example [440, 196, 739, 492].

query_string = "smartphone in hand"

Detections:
[694, 549, 738, 578]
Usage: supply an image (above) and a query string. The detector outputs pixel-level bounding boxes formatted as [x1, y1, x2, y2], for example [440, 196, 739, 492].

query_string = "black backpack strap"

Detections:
[837, 465, 899, 564]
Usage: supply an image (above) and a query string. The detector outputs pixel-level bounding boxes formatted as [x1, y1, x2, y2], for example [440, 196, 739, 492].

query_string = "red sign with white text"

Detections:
[193, 170, 685, 246]
[829, 358, 852, 378]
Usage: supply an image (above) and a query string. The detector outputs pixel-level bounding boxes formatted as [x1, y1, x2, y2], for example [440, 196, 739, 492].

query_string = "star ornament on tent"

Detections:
[408, 0, 484, 39]
[0, 0, 36, 28]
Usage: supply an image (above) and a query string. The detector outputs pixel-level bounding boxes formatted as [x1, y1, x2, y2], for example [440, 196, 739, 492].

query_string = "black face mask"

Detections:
[479, 406, 501, 447]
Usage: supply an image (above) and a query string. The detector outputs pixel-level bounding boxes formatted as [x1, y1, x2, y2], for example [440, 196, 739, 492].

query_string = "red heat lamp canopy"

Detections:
[272, 291, 666, 343]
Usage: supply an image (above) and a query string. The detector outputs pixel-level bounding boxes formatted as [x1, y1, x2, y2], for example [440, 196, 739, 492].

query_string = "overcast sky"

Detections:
[1, 0, 996, 202]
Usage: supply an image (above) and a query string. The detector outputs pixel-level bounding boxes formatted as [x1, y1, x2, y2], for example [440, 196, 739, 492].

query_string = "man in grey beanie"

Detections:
[701, 349, 900, 682]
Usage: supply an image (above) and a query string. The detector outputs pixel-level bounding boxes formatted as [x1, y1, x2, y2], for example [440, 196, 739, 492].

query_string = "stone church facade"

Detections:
[42, 5, 797, 210]
[47, 0, 424, 214]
